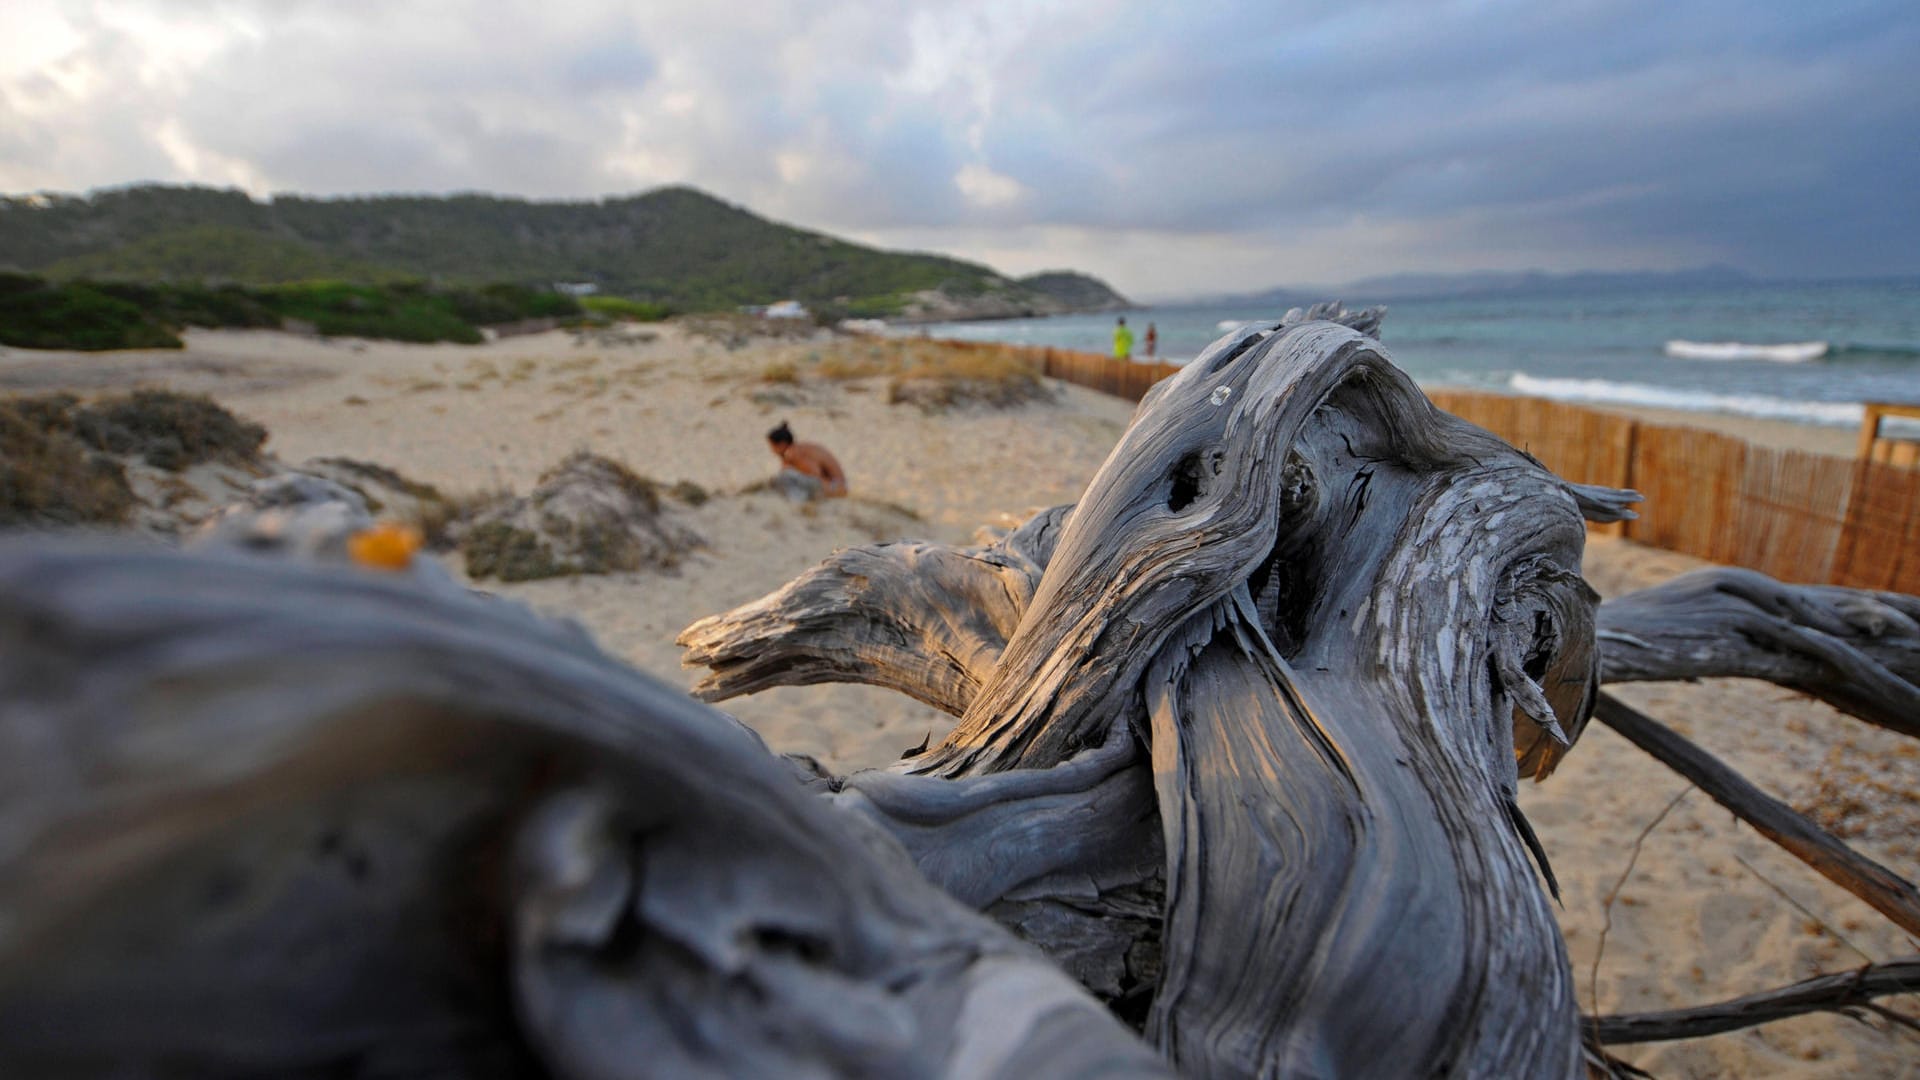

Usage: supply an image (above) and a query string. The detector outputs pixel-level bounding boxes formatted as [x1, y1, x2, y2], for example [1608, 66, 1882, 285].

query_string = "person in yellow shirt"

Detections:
[1113, 316, 1134, 359]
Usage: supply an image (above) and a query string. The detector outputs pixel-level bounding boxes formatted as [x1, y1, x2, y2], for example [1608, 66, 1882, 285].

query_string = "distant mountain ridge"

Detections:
[1183, 265, 1754, 307]
[0, 184, 1129, 319]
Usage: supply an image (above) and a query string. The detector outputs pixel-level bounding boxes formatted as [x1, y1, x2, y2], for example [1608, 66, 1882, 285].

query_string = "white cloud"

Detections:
[0, 0, 1914, 288]
[954, 162, 1023, 208]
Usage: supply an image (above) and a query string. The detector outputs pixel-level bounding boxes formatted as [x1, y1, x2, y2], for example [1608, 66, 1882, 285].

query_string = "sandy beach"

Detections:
[4, 325, 1915, 1076]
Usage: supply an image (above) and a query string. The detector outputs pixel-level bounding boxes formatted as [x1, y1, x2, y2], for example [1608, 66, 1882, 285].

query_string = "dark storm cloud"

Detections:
[2, 0, 1915, 290]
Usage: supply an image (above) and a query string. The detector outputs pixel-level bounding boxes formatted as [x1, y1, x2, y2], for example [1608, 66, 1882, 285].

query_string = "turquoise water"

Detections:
[910, 280, 1920, 428]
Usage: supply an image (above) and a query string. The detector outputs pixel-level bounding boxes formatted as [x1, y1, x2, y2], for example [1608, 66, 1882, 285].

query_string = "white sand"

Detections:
[5, 327, 1915, 1074]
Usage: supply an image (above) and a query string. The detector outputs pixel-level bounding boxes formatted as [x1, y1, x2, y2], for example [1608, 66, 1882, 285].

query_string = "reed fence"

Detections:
[959, 339, 1920, 593]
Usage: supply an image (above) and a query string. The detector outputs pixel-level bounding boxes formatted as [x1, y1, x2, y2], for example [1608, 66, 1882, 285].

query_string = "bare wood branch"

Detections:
[1586, 958, 1920, 1044]
[1593, 693, 1920, 937]
[1597, 567, 1920, 739]
[677, 506, 1073, 718]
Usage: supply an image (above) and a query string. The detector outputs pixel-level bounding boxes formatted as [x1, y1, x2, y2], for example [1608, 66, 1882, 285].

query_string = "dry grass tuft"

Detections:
[751, 339, 1053, 413]
[885, 344, 1053, 413]
[411, 487, 512, 550]
[456, 452, 702, 581]
[70, 390, 267, 471]
[0, 394, 136, 526]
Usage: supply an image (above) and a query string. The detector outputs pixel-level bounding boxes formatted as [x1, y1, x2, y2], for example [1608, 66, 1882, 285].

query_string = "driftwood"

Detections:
[1597, 567, 1920, 739]
[694, 307, 1646, 1078]
[1592, 694, 1920, 937]
[8, 308, 1920, 1076]
[0, 543, 1167, 1078]
[680, 314, 1920, 1067]
[1587, 957, 1920, 1043]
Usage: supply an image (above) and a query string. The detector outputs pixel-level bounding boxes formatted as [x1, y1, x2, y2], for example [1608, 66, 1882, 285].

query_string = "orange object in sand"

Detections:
[348, 522, 423, 571]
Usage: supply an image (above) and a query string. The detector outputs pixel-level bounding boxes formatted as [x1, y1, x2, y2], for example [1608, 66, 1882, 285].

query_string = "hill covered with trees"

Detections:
[0, 185, 1128, 319]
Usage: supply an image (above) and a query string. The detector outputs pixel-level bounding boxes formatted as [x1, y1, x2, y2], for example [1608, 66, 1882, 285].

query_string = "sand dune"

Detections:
[3, 325, 1915, 1075]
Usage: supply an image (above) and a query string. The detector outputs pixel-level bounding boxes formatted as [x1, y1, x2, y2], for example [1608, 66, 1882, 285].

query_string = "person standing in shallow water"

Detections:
[767, 421, 847, 500]
[1113, 317, 1134, 360]
[1144, 322, 1158, 360]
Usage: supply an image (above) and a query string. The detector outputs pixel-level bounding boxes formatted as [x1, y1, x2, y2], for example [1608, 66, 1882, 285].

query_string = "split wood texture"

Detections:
[693, 305, 1649, 1079]
[0, 545, 1168, 1078]
[6, 309, 1919, 1078]
[681, 315, 1920, 1070]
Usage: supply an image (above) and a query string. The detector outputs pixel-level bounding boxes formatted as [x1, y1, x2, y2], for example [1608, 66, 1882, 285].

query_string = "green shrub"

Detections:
[259, 281, 483, 343]
[0, 270, 600, 349]
[443, 283, 583, 325]
[580, 295, 673, 323]
[0, 278, 182, 351]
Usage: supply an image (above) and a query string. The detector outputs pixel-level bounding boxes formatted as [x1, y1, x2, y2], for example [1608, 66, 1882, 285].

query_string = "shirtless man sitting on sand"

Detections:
[767, 421, 847, 499]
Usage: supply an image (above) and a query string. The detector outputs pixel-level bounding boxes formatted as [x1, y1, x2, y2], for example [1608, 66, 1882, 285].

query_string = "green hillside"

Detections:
[0, 185, 1129, 316]
[0, 272, 593, 351]
[45, 225, 400, 284]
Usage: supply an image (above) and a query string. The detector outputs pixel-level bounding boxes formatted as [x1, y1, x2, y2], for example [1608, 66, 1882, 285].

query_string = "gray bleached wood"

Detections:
[678, 508, 1069, 716]
[679, 321, 1920, 1067]
[692, 311, 1616, 1077]
[1597, 566, 1920, 738]
[0, 542, 1170, 1079]
[1586, 956, 1920, 1044]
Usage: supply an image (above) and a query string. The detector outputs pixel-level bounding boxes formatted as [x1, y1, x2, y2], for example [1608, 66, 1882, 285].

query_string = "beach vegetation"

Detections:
[886, 344, 1052, 412]
[0, 274, 183, 351]
[0, 272, 586, 350]
[70, 390, 269, 470]
[580, 296, 673, 322]
[762, 339, 1052, 412]
[0, 394, 137, 526]
[451, 453, 698, 582]
[410, 487, 510, 550]
[462, 521, 567, 582]
[670, 480, 710, 506]
[258, 281, 484, 344]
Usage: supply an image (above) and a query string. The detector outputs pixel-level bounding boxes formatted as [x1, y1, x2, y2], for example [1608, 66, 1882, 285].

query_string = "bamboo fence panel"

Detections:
[1834, 461, 1920, 593]
[1035, 348, 1173, 402]
[936, 339, 1920, 594]
[1429, 391, 1636, 490]
[1621, 425, 1750, 565]
[1725, 447, 1855, 584]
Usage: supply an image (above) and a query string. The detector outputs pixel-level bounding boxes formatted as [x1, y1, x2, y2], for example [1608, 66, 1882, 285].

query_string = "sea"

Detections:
[908, 279, 1920, 432]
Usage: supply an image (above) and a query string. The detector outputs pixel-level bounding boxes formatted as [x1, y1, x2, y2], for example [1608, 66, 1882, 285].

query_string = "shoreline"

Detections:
[1418, 382, 1863, 458]
[0, 328, 1872, 460]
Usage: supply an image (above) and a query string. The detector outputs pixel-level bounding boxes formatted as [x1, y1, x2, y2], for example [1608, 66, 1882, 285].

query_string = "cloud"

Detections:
[2, 0, 1915, 292]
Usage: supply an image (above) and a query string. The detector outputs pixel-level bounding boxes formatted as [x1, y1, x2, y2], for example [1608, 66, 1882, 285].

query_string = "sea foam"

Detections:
[1664, 340, 1828, 363]
[1507, 373, 1864, 427]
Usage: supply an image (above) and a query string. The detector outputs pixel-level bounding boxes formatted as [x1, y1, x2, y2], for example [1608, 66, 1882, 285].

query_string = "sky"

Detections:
[2, 1, 1916, 299]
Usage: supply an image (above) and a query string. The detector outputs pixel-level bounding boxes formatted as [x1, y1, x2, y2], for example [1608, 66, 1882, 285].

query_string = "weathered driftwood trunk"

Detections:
[0, 544, 1168, 1078]
[688, 308, 1642, 1077]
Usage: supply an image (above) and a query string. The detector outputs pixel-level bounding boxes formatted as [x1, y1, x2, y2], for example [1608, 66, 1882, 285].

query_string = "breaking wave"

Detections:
[1662, 340, 1920, 363]
[1664, 340, 1828, 363]
[1507, 373, 1864, 427]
